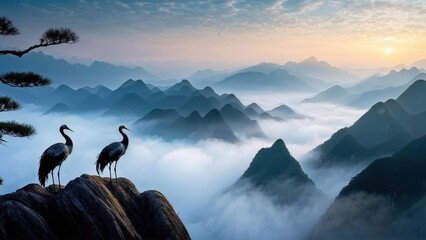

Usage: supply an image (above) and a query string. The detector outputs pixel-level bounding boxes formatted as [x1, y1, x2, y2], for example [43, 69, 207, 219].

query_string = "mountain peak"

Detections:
[120, 79, 147, 88]
[303, 56, 319, 63]
[397, 79, 426, 114]
[180, 79, 191, 85]
[166, 79, 196, 94]
[271, 139, 288, 153]
[187, 110, 202, 120]
[236, 139, 320, 205]
[204, 108, 221, 119]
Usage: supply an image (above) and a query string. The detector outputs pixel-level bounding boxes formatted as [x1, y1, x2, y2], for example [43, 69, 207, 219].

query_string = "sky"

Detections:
[1, 0, 426, 71]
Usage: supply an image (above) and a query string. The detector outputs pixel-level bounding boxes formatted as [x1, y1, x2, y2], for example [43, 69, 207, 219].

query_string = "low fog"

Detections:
[0, 93, 366, 239]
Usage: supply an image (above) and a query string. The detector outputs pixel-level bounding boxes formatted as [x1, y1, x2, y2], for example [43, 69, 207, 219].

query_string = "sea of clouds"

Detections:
[0, 91, 366, 239]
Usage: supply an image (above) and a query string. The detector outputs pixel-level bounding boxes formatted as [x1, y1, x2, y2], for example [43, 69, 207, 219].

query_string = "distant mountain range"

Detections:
[303, 71, 426, 109]
[284, 57, 360, 84]
[133, 104, 266, 142]
[1, 51, 368, 92]
[311, 134, 426, 239]
[215, 68, 316, 92]
[189, 57, 359, 91]
[2, 78, 300, 142]
[349, 67, 423, 93]
[0, 51, 159, 88]
[308, 79, 426, 167]
[232, 139, 327, 205]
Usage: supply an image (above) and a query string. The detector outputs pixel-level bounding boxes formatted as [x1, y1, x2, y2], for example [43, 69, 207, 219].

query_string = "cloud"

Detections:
[268, 0, 323, 13]
[0, 89, 368, 239]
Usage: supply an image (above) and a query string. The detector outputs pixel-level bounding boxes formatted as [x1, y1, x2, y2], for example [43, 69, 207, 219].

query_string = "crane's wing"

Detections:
[99, 142, 125, 160]
[39, 143, 67, 186]
[96, 142, 125, 174]
[40, 143, 67, 162]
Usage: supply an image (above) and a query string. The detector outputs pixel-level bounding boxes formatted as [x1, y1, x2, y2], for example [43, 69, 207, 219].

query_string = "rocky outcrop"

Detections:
[0, 174, 190, 240]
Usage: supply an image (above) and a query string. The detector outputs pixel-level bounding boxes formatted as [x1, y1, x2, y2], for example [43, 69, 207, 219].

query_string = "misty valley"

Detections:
[2, 50, 426, 239]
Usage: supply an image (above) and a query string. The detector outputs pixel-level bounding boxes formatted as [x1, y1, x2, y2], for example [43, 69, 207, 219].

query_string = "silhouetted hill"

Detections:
[199, 86, 219, 98]
[234, 139, 326, 205]
[397, 79, 426, 114]
[41, 85, 91, 108]
[104, 79, 153, 105]
[7, 77, 269, 142]
[134, 108, 240, 142]
[246, 103, 265, 115]
[132, 109, 182, 137]
[0, 51, 159, 88]
[43, 103, 72, 115]
[216, 69, 315, 92]
[219, 104, 266, 138]
[239, 139, 310, 186]
[284, 56, 359, 84]
[187, 69, 223, 80]
[302, 85, 352, 104]
[178, 95, 219, 116]
[240, 62, 329, 89]
[309, 80, 426, 167]
[103, 93, 146, 116]
[240, 62, 284, 74]
[83, 85, 112, 98]
[169, 109, 239, 142]
[267, 104, 304, 120]
[348, 85, 406, 109]
[165, 79, 197, 96]
[220, 93, 245, 109]
[349, 102, 407, 148]
[350, 67, 422, 93]
[73, 94, 106, 113]
[0, 174, 190, 240]
[311, 135, 426, 239]
[138, 109, 181, 124]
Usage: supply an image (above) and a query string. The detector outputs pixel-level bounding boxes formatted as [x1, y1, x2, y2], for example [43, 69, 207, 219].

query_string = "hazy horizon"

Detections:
[1, 0, 426, 76]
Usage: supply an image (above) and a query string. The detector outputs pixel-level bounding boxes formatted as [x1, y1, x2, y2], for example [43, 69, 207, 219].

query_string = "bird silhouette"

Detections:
[38, 124, 73, 191]
[96, 125, 130, 182]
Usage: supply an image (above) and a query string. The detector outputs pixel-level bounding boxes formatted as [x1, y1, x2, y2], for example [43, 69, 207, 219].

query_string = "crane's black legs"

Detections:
[114, 161, 118, 183]
[58, 164, 62, 191]
[51, 171, 55, 192]
[109, 163, 112, 182]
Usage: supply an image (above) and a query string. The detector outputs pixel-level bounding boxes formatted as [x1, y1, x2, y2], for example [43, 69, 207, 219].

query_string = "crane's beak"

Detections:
[124, 126, 132, 132]
[68, 128, 74, 132]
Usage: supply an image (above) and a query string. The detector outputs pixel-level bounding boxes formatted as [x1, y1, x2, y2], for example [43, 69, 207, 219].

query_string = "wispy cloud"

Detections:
[2, 0, 426, 67]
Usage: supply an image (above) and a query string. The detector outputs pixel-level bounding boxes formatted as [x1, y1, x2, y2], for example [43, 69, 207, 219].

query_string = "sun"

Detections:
[384, 47, 393, 55]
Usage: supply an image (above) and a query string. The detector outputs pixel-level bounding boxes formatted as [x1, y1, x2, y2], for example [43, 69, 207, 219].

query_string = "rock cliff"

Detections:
[0, 174, 190, 240]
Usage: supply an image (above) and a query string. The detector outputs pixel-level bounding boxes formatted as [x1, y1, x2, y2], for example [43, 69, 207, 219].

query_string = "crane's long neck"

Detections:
[60, 128, 73, 154]
[119, 128, 129, 150]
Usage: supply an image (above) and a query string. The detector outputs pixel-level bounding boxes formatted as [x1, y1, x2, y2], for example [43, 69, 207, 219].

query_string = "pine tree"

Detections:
[0, 17, 78, 185]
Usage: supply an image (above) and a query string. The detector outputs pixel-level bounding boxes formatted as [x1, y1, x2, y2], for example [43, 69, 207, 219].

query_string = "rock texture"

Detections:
[0, 174, 190, 240]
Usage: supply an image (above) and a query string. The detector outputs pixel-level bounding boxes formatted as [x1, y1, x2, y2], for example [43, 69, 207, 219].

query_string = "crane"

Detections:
[96, 125, 130, 182]
[38, 124, 73, 191]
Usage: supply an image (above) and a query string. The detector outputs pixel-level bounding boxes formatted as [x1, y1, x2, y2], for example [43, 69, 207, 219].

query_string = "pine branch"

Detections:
[0, 121, 36, 137]
[0, 27, 78, 57]
[0, 17, 19, 36]
[0, 96, 20, 112]
[0, 72, 51, 87]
